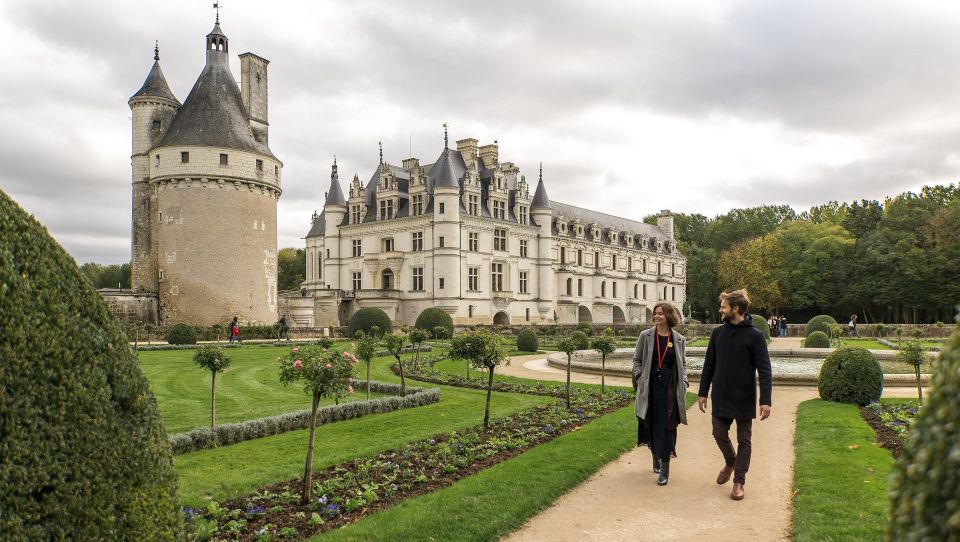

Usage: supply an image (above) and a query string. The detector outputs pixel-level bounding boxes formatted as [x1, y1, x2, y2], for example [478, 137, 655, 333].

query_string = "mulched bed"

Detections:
[860, 402, 920, 458]
[860, 406, 904, 457]
[185, 389, 631, 541]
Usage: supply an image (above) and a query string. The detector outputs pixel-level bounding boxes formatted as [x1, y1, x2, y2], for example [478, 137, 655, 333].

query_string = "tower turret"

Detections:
[323, 159, 347, 290]
[530, 164, 555, 319]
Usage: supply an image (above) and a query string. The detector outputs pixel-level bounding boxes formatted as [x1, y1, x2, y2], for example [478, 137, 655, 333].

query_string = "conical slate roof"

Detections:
[130, 61, 180, 104]
[427, 147, 466, 190]
[324, 161, 346, 206]
[531, 176, 550, 209]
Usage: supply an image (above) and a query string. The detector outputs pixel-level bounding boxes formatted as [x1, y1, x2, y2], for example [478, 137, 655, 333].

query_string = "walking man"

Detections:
[697, 289, 773, 500]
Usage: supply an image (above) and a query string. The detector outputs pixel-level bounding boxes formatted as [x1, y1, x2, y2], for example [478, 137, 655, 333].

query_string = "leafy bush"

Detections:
[804, 331, 831, 348]
[516, 328, 539, 352]
[415, 307, 453, 339]
[817, 346, 883, 405]
[575, 322, 593, 336]
[874, 323, 890, 338]
[570, 330, 590, 350]
[888, 322, 960, 540]
[167, 322, 198, 345]
[805, 314, 837, 337]
[0, 189, 181, 539]
[346, 308, 392, 338]
[752, 315, 771, 343]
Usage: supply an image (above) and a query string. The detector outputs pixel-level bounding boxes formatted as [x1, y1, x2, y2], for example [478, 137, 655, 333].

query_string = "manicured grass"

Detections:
[431, 357, 625, 395]
[792, 399, 894, 542]
[138, 346, 388, 433]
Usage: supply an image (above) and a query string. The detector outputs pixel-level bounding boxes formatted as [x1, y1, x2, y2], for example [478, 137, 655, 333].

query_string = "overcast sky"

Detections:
[3, 0, 960, 264]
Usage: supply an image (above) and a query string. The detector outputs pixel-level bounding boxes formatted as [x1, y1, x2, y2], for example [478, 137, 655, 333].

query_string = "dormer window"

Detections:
[378, 199, 394, 220]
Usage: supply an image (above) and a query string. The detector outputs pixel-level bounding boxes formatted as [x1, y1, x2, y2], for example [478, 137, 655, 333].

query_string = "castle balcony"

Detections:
[340, 290, 356, 300]
[355, 288, 401, 301]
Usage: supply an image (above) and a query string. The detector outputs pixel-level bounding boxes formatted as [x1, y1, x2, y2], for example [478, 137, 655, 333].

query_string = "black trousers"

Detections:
[711, 416, 753, 485]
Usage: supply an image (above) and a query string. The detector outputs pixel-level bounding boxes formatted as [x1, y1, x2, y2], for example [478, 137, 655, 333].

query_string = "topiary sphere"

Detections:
[806, 314, 838, 337]
[414, 307, 453, 339]
[752, 315, 771, 343]
[347, 307, 392, 338]
[817, 346, 883, 405]
[575, 322, 593, 336]
[0, 190, 181, 539]
[516, 328, 539, 352]
[804, 330, 831, 348]
[888, 321, 960, 541]
[570, 330, 590, 350]
[166, 323, 198, 345]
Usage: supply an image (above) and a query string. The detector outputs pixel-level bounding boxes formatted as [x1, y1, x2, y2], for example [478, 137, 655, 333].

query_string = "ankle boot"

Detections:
[657, 459, 670, 485]
[652, 454, 661, 473]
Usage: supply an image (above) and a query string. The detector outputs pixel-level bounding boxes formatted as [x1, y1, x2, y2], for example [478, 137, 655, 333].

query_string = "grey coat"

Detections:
[633, 328, 689, 424]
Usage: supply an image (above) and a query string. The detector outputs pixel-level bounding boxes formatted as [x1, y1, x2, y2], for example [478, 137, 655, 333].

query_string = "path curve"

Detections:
[497, 354, 921, 542]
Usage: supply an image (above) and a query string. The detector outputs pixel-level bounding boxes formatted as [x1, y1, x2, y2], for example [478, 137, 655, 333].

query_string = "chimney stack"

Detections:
[239, 52, 269, 144]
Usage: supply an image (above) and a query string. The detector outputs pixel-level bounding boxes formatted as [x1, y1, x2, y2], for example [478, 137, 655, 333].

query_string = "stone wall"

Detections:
[98, 289, 159, 325]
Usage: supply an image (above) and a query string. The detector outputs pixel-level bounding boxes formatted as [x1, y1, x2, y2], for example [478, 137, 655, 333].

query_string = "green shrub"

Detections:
[166, 323, 198, 345]
[805, 314, 837, 337]
[346, 307, 392, 338]
[0, 189, 181, 539]
[817, 346, 883, 405]
[570, 330, 590, 350]
[575, 322, 593, 336]
[888, 321, 960, 540]
[752, 315, 771, 343]
[516, 328, 539, 352]
[415, 307, 453, 339]
[804, 331, 831, 348]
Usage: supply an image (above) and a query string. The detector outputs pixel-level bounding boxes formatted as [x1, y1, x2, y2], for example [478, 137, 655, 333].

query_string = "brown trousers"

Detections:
[712, 416, 753, 485]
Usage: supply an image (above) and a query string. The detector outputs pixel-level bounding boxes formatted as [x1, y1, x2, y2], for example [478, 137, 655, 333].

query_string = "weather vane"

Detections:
[154, 40, 159, 61]
[379, 141, 383, 166]
[213, 2, 221, 23]
[443, 122, 448, 149]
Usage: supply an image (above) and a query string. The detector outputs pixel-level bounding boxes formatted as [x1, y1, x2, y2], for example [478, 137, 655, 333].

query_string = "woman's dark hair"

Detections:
[653, 301, 681, 329]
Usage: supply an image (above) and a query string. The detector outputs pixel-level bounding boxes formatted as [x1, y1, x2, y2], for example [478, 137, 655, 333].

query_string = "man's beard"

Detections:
[720, 312, 732, 323]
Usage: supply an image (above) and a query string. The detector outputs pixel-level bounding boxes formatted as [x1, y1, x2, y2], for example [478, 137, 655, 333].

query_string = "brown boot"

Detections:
[716, 465, 734, 485]
[731, 482, 745, 500]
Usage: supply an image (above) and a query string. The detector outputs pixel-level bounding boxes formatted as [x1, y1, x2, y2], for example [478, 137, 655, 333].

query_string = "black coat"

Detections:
[697, 314, 773, 420]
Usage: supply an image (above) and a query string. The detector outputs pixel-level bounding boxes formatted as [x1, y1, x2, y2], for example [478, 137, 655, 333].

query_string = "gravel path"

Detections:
[497, 354, 921, 541]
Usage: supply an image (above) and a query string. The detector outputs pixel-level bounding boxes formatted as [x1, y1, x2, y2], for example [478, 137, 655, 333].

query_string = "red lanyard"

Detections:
[655, 333, 670, 369]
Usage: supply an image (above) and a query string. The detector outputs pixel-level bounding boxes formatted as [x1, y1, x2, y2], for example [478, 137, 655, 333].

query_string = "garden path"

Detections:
[498, 355, 922, 541]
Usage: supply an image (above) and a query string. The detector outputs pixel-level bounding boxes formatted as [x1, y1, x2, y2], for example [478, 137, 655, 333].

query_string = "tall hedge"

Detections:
[751, 314, 771, 343]
[347, 307, 392, 338]
[888, 322, 960, 541]
[805, 314, 837, 337]
[414, 307, 453, 339]
[816, 346, 883, 405]
[0, 190, 181, 540]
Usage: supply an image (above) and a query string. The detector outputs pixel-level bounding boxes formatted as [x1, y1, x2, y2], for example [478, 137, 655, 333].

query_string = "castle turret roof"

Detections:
[130, 47, 180, 105]
[324, 160, 346, 206]
[531, 168, 550, 210]
[427, 147, 466, 190]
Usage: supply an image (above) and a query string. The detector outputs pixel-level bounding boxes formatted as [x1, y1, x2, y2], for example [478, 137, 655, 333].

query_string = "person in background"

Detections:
[229, 316, 240, 344]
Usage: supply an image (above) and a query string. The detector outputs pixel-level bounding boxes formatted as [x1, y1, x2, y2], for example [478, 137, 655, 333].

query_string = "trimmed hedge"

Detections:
[415, 307, 454, 339]
[752, 315, 771, 343]
[888, 321, 960, 540]
[575, 322, 593, 336]
[570, 330, 590, 350]
[136, 343, 242, 352]
[516, 328, 539, 352]
[817, 346, 883, 405]
[0, 190, 181, 539]
[804, 331, 831, 348]
[166, 323, 198, 345]
[806, 314, 837, 337]
[168, 382, 440, 455]
[347, 307, 392, 338]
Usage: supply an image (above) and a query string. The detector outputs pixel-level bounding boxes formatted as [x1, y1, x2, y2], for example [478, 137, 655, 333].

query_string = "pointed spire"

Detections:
[154, 40, 160, 61]
[443, 122, 448, 149]
[324, 158, 346, 207]
[379, 140, 383, 166]
[531, 162, 550, 210]
[130, 45, 180, 104]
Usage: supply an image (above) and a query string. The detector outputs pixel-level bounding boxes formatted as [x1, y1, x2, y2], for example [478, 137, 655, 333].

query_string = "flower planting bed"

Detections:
[394, 365, 569, 398]
[185, 390, 630, 541]
[860, 401, 920, 457]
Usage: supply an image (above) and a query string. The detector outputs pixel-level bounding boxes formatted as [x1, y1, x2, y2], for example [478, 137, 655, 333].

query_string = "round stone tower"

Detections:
[130, 20, 282, 326]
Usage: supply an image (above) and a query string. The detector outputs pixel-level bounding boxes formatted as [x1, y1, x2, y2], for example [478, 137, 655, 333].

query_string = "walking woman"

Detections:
[632, 301, 689, 485]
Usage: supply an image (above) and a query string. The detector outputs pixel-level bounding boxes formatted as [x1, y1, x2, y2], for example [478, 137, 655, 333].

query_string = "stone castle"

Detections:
[124, 19, 282, 325]
[284, 133, 686, 327]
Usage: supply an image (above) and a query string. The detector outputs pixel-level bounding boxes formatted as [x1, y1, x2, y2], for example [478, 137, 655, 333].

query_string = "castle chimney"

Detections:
[657, 210, 675, 239]
[239, 52, 269, 144]
[478, 143, 498, 168]
[456, 138, 478, 168]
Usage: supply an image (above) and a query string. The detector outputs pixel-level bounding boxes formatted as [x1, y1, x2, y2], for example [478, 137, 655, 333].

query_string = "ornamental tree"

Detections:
[192, 346, 231, 429]
[449, 330, 509, 430]
[381, 333, 409, 396]
[898, 339, 928, 404]
[279, 345, 357, 504]
[409, 328, 428, 371]
[591, 332, 618, 394]
[555, 336, 579, 408]
[353, 331, 378, 400]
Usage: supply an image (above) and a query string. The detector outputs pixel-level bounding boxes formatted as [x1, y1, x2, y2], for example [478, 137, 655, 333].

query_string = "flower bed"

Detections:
[394, 364, 568, 397]
[169, 382, 440, 455]
[860, 401, 920, 457]
[184, 390, 631, 541]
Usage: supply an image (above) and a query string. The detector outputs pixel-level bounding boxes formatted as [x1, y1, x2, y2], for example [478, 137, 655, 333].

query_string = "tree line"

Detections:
[645, 184, 960, 324]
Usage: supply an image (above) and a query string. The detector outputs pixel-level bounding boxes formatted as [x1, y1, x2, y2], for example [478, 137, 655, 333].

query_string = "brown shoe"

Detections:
[716, 465, 734, 485]
[731, 482, 745, 500]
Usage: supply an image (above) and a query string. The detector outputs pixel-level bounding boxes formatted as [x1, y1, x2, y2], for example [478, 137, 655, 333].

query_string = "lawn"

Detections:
[792, 399, 895, 541]
[138, 346, 390, 433]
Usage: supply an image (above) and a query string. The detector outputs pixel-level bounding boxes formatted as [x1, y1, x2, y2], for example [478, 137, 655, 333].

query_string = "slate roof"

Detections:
[550, 201, 663, 237]
[130, 61, 180, 104]
[531, 178, 550, 209]
[324, 164, 346, 206]
[427, 147, 466, 190]
[305, 212, 325, 238]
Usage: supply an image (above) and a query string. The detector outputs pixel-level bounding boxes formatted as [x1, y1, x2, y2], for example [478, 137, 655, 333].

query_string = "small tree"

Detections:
[433, 326, 447, 342]
[875, 323, 890, 338]
[828, 322, 844, 347]
[409, 328, 428, 371]
[449, 331, 509, 430]
[910, 327, 925, 340]
[354, 331, 378, 400]
[591, 332, 618, 394]
[192, 346, 232, 429]
[381, 333, 409, 396]
[210, 323, 223, 343]
[143, 323, 155, 345]
[895, 326, 904, 346]
[898, 339, 928, 404]
[279, 345, 356, 504]
[555, 336, 579, 408]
